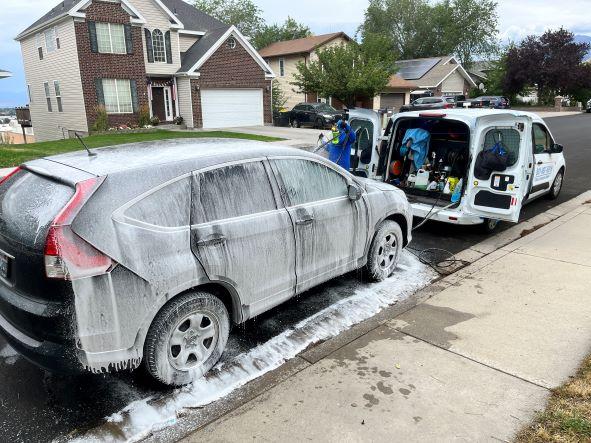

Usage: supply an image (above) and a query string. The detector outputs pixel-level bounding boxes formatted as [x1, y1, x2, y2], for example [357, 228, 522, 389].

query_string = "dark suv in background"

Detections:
[399, 97, 455, 112]
[289, 103, 343, 129]
[469, 96, 511, 109]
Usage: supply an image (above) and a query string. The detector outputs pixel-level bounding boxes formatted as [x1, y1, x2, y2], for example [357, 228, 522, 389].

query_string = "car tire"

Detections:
[364, 220, 403, 282]
[292, 119, 301, 128]
[480, 218, 500, 234]
[315, 118, 325, 129]
[547, 169, 564, 200]
[143, 291, 230, 387]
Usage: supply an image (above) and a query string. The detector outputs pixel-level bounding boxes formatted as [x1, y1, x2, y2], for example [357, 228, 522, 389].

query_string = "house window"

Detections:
[279, 58, 285, 77]
[102, 79, 133, 114]
[43, 82, 52, 112]
[36, 33, 44, 60]
[96, 22, 126, 54]
[54, 81, 63, 112]
[44, 28, 56, 53]
[152, 29, 166, 63]
[227, 37, 237, 49]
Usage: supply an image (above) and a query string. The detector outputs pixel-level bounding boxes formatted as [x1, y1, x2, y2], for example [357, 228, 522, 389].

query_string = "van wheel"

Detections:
[143, 292, 230, 387]
[364, 221, 403, 282]
[547, 170, 564, 200]
[481, 218, 500, 234]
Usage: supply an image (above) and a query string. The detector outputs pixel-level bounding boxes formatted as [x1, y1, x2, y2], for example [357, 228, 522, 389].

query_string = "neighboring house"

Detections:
[373, 75, 417, 112]
[394, 56, 477, 100]
[0, 70, 12, 79]
[467, 60, 495, 87]
[259, 32, 351, 110]
[16, 0, 274, 142]
[0, 117, 35, 145]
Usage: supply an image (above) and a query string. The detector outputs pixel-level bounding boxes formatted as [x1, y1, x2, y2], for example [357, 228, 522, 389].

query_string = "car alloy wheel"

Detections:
[168, 312, 218, 371]
[548, 170, 564, 200]
[364, 220, 403, 282]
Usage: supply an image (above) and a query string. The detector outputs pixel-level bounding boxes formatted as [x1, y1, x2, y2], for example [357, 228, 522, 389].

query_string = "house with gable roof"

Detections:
[16, 0, 275, 141]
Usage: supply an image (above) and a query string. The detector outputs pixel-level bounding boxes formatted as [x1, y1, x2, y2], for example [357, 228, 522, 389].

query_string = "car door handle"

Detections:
[295, 216, 314, 226]
[196, 234, 227, 247]
[537, 161, 543, 165]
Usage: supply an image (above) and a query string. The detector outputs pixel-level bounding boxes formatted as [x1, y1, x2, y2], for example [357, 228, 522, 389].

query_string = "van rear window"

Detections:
[0, 170, 74, 248]
[483, 128, 520, 166]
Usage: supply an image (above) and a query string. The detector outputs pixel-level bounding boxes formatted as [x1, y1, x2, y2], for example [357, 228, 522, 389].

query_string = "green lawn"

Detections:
[0, 130, 283, 168]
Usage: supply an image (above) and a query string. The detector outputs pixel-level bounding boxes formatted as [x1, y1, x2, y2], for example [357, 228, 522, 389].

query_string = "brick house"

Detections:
[16, 0, 275, 142]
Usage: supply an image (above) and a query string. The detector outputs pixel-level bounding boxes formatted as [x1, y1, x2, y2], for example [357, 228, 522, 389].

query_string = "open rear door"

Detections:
[464, 114, 533, 223]
[348, 109, 382, 178]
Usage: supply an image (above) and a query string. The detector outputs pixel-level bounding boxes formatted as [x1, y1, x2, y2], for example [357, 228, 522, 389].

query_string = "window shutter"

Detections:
[165, 31, 172, 64]
[124, 24, 133, 54]
[38, 47, 44, 60]
[88, 21, 98, 53]
[130, 80, 139, 113]
[95, 79, 105, 106]
[145, 28, 154, 63]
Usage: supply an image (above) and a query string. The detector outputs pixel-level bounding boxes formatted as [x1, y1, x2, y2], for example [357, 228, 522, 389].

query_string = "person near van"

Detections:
[328, 120, 357, 170]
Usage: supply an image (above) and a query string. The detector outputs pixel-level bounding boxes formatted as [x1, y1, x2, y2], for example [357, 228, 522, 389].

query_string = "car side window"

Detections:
[274, 159, 349, 206]
[294, 105, 303, 111]
[193, 162, 276, 224]
[125, 177, 191, 227]
[533, 123, 552, 154]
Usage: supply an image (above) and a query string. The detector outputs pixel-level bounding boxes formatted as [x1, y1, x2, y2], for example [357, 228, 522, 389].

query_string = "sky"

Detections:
[1, 0, 591, 107]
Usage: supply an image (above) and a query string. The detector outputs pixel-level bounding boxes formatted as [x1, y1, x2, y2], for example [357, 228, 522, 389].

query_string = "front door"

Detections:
[163, 86, 174, 121]
[271, 158, 368, 294]
[190, 160, 296, 316]
[151, 88, 166, 122]
[529, 123, 557, 199]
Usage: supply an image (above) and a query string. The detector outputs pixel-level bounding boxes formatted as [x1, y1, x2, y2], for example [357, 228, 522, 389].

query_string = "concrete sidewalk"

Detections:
[184, 198, 591, 442]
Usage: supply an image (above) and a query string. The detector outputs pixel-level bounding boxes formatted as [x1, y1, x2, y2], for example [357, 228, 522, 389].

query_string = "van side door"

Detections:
[190, 160, 296, 317]
[464, 115, 533, 222]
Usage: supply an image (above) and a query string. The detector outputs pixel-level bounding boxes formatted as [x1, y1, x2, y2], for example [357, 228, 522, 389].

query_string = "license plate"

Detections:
[0, 253, 9, 279]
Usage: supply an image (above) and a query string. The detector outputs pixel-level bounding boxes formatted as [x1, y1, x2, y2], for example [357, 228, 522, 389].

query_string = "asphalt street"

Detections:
[0, 113, 589, 443]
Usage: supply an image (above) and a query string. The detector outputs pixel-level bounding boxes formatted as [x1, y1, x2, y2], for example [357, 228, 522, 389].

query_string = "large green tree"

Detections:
[292, 43, 395, 108]
[359, 0, 499, 67]
[253, 17, 312, 50]
[193, 0, 265, 39]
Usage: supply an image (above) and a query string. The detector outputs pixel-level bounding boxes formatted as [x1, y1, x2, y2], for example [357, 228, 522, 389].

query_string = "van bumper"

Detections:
[411, 202, 484, 225]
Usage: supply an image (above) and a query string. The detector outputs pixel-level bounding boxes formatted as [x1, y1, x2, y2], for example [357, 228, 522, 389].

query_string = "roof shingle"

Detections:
[258, 32, 351, 58]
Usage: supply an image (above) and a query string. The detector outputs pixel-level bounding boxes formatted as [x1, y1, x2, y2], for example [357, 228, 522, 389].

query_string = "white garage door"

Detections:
[201, 89, 264, 129]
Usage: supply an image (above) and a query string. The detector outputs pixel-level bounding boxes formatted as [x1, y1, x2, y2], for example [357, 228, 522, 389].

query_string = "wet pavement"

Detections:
[0, 114, 589, 442]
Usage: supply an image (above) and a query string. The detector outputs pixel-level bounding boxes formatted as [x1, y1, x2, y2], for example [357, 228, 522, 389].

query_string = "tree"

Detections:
[291, 43, 394, 108]
[504, 29, 590, 104]
[359, 0, 499, 67]
[193, 0, 264, 39]
[253, 17, 312, 50]
[271, 80, 288, 113]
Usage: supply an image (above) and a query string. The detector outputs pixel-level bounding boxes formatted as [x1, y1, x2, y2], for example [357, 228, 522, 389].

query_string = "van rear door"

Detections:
[348, 109, 382, 178]
[464, 114, 533, 223]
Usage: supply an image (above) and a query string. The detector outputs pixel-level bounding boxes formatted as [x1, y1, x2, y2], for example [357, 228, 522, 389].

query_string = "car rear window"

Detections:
[0, 170, 74, 248]
[125, 177, 191, 227]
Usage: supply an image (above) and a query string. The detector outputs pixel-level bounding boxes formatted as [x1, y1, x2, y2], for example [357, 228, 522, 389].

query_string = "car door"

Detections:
[464, 114, 533, 222]
[190, 160, 296, 314]
[270, 157, 369, 294]
[528, 123, 557, 199]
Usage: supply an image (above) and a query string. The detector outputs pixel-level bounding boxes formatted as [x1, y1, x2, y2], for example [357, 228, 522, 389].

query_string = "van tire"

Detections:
[364, 221, 403, 282]
[143, 292, 230, 387]
[480, 218, 500, 234]
[547, 169, 564, 200]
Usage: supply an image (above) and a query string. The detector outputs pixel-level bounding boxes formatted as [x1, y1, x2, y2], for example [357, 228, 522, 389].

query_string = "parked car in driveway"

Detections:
[399, 97, 455, 113]
[469, 96, 511, 109]
[289, 103, 344, 129]
[0, 140, 412, 386]
[586, 99, 591, 113]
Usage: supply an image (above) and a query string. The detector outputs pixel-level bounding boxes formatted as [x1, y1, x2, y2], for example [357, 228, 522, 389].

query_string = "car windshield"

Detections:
[315, 104, 336, 112]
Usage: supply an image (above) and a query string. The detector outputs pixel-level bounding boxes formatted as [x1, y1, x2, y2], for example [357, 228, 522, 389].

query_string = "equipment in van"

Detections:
[474, 134, 509, 180]
[401, 128, 430, 170]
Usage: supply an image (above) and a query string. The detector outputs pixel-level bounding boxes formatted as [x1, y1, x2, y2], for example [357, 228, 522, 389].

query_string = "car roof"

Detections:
[393, 108, 545, 125]
[26, 138, 320, 177]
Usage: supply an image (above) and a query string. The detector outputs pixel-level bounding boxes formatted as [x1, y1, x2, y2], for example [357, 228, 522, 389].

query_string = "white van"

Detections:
[348, 108, 566, 232]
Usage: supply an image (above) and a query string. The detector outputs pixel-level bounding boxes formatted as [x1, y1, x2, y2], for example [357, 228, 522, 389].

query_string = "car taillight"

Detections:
[44, 177, 112, 280]
[444, 103, 454, 109]
[0, 167, 21, 186]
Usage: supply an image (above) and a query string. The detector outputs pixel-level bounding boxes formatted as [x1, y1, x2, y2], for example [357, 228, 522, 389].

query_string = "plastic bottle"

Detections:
[451, 178, 463, 203]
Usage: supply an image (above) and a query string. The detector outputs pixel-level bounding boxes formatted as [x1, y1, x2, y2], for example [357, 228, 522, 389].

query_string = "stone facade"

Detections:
[74, 1, 149, 130]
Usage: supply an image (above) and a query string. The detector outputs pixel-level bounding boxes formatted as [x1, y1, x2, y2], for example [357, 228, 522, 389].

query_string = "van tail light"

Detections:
[0, 167, 21, 186]
[44, 177, 112, 280]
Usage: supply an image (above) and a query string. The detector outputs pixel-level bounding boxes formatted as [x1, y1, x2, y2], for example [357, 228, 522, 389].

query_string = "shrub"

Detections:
[173, 116, 184, 125]
[92, 105, 109, 133]
[138, 105, 151, 128]
[150, 116, 160, 126]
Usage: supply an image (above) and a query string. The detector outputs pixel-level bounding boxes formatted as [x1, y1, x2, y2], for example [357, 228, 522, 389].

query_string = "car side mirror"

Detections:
[551, 144, 564, 154]
[348, 184, 363, 201]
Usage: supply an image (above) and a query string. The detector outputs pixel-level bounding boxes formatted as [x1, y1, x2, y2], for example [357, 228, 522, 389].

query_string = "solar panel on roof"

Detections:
[396, 58, 441, 80]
